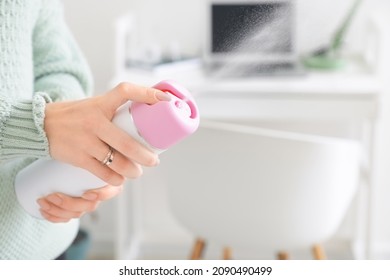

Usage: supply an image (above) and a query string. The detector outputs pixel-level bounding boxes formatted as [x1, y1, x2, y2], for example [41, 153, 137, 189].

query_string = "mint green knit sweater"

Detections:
[0, 0, 93, 259]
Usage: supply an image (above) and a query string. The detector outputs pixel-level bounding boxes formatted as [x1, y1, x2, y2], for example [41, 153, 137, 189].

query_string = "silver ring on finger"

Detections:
[101, 146, 114, 166]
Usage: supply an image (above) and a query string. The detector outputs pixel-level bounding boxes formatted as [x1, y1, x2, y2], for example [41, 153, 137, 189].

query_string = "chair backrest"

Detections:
[159, 121, 361, 251]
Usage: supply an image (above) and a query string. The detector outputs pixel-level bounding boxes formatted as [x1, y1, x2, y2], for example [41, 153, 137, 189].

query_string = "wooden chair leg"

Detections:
[277, 251, 290, 260]
[222, 247, 233, 260]
[312, 244, 327, 260]
[190, 238, 206, 260]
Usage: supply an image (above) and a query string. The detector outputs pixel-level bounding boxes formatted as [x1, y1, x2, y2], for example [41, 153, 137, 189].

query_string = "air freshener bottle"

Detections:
[15, 80, 200, 218]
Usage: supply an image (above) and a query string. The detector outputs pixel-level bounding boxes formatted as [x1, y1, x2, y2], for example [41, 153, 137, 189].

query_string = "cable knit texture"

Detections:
[0, 0, 93, 259]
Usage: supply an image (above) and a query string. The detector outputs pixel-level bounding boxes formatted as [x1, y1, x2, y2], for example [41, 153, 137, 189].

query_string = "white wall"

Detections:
[62, 0, 390, 259]
[62, 0, 204, 93]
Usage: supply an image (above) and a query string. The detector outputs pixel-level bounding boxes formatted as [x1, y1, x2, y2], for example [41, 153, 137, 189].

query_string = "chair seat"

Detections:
[159, 120, 361, 256]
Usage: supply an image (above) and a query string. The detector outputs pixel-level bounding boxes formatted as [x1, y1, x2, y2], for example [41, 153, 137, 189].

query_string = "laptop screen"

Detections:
[212, 3, 293, 54]
[205, 0, 296, 67]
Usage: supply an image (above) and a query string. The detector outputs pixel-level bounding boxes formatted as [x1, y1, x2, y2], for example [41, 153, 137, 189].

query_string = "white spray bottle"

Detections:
[15, 80, 200, 219]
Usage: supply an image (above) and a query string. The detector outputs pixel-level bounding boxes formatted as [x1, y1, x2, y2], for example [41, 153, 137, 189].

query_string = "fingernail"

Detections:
[155, 157, 160, 165]
[37, 199, 51, 211]
[155, 91, 172, 101]
[82, 192, 98, 201]
[46, 195, 63, 206]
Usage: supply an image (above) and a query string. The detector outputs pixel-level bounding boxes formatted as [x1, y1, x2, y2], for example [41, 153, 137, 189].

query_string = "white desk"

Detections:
[111, 62, 380, 260]
[112, 63, 379, 121]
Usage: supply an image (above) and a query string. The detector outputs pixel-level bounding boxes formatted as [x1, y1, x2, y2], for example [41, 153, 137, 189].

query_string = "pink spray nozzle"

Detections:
[131, 80, 200, 150]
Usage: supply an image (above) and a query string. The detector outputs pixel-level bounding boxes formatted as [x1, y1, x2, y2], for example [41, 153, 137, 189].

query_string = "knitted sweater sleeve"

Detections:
[0, 0, 93, 161]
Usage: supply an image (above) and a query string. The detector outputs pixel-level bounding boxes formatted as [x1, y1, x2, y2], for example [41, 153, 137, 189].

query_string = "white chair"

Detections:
[159, 120, 361, 260]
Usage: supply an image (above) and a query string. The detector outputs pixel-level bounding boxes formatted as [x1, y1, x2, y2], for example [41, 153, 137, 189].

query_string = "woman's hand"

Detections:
[37, 185, 123, 223]
[44, 82, 171, 186]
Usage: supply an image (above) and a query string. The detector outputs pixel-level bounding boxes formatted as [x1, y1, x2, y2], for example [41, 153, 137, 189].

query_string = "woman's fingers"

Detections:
[38, 194, 98, 214]
[82, 185, 123, 201]
[40, 211, 73, 223]
[96, 118, 159, 167]
[81, 157, 125, 186]
[102, 82, 171, 116]
[37, 185, 123, 223]
[87, 136, 148, 180]
[101, 149, 144, 179]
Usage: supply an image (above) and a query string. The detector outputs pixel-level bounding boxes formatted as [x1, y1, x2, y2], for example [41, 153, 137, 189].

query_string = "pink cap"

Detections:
[131, 80, 200, 150]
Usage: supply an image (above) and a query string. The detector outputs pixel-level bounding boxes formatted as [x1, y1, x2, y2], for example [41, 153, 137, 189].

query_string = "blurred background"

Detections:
[61, 0, 390, 260]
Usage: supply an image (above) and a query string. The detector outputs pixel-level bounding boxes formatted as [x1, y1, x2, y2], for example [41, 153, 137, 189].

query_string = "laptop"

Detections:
[203, 0, 304, 78]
